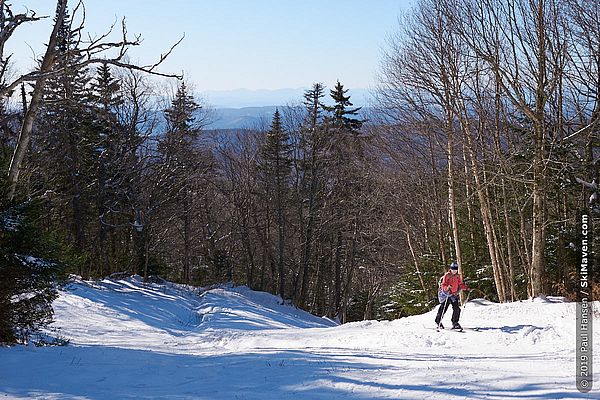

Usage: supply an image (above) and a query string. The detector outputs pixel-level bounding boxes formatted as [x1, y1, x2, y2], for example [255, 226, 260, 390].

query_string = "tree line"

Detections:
[1, 0, 599, 343]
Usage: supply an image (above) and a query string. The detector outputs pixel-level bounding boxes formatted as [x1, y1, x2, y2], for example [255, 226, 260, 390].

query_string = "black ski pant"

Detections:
[435, 296, 460, 325]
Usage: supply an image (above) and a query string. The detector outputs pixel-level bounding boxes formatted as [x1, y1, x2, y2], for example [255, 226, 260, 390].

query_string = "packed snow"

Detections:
[1, 276, 598, 399]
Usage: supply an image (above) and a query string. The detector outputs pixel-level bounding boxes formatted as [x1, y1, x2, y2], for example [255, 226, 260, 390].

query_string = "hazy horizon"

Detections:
[200, 87, 372, 108]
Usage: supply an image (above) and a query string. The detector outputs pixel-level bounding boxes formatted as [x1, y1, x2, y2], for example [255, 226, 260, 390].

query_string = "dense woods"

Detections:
[1, 0, 599, 343]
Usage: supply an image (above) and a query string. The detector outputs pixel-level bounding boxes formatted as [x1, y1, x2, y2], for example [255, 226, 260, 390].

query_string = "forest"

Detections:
[1, 0, 599, 344]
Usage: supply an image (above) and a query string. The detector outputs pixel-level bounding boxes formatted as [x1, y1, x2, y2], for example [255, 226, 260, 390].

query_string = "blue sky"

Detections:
[8, 1, 412, 92]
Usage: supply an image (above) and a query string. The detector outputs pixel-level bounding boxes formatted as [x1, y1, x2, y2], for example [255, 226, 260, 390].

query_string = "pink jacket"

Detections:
[440, 271, 468, 295]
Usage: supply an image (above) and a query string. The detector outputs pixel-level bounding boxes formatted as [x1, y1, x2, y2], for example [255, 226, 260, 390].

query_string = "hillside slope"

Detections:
[0, 277, 598, 399]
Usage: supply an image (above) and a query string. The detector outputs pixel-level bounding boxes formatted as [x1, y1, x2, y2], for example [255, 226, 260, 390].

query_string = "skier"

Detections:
[435, 262, 469, 330]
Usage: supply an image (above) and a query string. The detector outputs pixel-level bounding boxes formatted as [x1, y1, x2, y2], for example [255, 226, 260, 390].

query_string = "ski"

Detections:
[431, 326, 480, 332]
[431, 327, 464, 333]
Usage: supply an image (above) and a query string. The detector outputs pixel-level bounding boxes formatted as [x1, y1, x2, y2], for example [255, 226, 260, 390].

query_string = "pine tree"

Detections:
[165, 82, 201, 139]
[261, 110, 292, 187]
[322, 81, 366, 322]
[300, 83, 328, 179]
[160, 82, 202, 170]
[0, 201, 64, 344]
[89, 64, 126, 277]
[294, 83, 327, 306]
[324, 80, 363, 133]
[0, 96, 15, 153]
[303, 83, 327, 130]
[158, 82, 206, 283]
[90, 63, 122, 113]
[260, 110, 292, 299]
[34, 5, 98, 276]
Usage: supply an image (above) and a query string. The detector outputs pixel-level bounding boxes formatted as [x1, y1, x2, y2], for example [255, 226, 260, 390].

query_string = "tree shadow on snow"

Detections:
[196, 291, 333, 331]
[64, 280, 202, 335]
[62, 281, 333, 335]
[475, 325, 545, 334]
[0, 346, 592, 400]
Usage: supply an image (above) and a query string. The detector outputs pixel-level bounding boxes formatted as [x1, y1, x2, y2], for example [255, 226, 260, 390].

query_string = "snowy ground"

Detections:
[1, 277, 599, 399]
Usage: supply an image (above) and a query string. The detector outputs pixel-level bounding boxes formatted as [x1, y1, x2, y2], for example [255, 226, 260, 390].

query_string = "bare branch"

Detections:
[0, 4, 46, 62]
[142, 34, 185, 72]
[7, 0, 68, 199]
[75, 58, 183, 79]
[6, 0, 184, 198]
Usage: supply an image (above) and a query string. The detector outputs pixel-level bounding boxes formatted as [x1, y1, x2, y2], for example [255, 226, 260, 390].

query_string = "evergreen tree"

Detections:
[322, 81, 367, 321]
[164, 82, 201, 140]
[0, 96, 15, 153]
[294, 84, 327, 306]
[0, 201, 64, 344]
[89, 64, 126, 276]
[33, 5, 98, 276]
[260, 110, 292, 299]
[303, 83, 327, 130]
[324, 80, 363, 133]
[90, 63, 123, 113]
[158, 82, 206, 283]
[261, 110, 293, 189]
[300, 83, 328, 179]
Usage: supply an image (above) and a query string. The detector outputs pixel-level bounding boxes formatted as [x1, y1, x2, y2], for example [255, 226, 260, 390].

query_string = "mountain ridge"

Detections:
[200, 87, 371, 108]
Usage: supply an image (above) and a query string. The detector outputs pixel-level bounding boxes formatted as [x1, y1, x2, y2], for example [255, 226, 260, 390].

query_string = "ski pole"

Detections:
[462, 290, 472, 309]
[437, 294, 449, 330]
[459, 290, 471, 323]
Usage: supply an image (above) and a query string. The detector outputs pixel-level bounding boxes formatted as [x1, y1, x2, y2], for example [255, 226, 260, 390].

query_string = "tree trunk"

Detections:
[183, 202, 191, 284]
[296, 149, 318, 307]
[428, 129, 448, 267]
[363, 283, 380, 321]
[462, 142, 477, 254]
[502, 178, 518, 301]
[530, 1, 548, 298]
[340, 223, 358, 324]
[97, 161, 110, 278]
[447, 123, 464, 273]
[7, 0, 67, 199]
[333, 231, 342, 317]
[276, 182, 286, 300]
[241, 215, 256, 289]
[463, 126, 507, 302]
[406, 229, 427, 293]
[530, 139, 546, 298]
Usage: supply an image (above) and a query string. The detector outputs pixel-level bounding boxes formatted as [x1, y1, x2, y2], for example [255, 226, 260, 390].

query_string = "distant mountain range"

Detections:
[206, 106, 280, 130]
[186, 88, 374, 129]
[205, 105, 373, 130]
[200, 87, 371, 109]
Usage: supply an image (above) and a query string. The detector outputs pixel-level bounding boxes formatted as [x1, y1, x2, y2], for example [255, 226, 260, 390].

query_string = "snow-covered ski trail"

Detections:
[0, 277, 597, 399]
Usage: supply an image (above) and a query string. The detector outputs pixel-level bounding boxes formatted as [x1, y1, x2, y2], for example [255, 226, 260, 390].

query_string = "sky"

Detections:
[7, 0, 412, 94]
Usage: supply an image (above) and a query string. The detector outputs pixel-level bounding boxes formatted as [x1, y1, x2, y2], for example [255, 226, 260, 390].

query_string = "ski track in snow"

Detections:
[1, 276, 598, 399]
